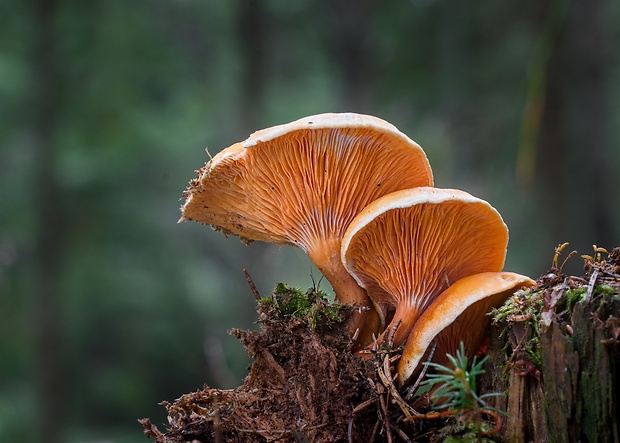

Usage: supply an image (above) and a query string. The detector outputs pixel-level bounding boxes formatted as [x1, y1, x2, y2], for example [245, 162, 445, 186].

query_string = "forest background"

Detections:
[1, 0, 618, 442]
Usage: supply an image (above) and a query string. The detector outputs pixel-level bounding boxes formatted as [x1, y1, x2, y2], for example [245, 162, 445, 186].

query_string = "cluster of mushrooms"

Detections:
[181, 113, 535, 385]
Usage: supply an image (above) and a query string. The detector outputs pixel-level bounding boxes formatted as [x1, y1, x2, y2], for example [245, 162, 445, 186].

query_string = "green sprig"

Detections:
[421, 343, 501, 413]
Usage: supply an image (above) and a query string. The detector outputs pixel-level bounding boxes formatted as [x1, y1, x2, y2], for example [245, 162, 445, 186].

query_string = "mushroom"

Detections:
[341, 187, 509, 348]
[396, 271, 535, 385]
[181, 113, 433, 340]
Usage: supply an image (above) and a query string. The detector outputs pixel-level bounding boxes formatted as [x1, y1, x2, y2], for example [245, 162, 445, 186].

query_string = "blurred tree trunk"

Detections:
[237, 0, 267, 131]
[31, 0, 66, 441]
[321, 0, 375, 112]
[535, 0, 616, 251]
[561, 0, 615, 245]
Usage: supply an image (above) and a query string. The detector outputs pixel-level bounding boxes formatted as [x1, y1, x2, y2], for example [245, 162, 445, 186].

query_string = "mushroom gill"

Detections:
[396, 271, 535, 385]
[342, 187, 509, 348]
[181, 113, 433, 342]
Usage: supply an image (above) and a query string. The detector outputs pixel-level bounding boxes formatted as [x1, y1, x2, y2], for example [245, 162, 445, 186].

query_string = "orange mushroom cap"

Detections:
[396, 271, 535, 385]
[341, 187, 509, 348]
[181, 113, 433, 340]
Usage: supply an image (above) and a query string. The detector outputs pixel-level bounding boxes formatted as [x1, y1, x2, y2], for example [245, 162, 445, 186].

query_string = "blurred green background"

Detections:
[1, 0, 618, 441]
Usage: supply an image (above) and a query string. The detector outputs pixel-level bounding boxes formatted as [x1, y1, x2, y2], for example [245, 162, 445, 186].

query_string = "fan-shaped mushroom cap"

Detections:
[181, 113, 433, 339]
[396, 271, 535, 385]
[341, 187, 509, 347]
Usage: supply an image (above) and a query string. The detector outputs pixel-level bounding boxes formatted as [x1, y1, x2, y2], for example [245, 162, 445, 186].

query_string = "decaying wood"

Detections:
[482, 249, 620, 443]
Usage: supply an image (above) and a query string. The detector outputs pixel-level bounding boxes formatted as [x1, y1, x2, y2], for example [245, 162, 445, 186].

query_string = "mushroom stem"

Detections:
[309, 244, 368, 306]
[379, 303, 422, 349]
[307, 240, 382, 344]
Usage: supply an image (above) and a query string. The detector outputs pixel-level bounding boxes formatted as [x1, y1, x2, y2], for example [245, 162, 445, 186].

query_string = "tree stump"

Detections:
[482, 252, 620, 442]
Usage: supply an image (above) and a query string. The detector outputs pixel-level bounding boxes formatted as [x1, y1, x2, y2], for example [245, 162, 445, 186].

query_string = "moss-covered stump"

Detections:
[482, 248, 620, 443]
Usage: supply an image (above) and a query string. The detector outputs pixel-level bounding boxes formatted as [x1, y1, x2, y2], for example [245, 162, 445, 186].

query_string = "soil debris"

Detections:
[140, 285, 383, 442]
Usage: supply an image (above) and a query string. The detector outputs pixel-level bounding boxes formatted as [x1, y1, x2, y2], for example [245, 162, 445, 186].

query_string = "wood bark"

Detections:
[482, 296, 619, 442]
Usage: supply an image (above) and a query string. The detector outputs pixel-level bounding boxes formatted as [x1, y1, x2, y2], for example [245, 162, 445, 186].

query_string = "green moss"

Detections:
[260, 283, 344, 329]
[565, 284, 617, 312]
[525, 338, 543, 368]
[490, 288, 546, 369]
[491, 281, 619, 375]
[257, 297, 276, 307]
[274, 281, 304, 297]
[491, 288, 543, 324]
[273, 283, 313, 316]
[594, 284, 618, 298]
[564, 288, 586, 312]
[442, 424, 497, 443]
